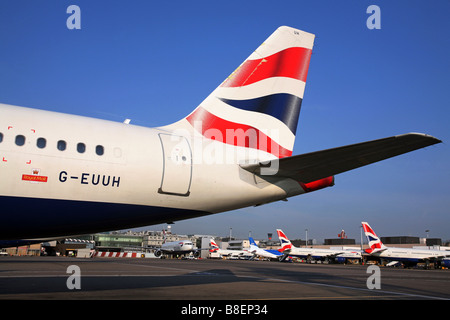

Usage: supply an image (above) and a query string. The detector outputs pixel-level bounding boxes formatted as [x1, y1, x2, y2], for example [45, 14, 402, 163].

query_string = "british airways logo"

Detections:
[59, 171, 120, 187]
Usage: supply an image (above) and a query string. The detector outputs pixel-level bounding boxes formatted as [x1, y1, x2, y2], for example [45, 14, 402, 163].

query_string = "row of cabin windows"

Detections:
[0, 132, 104, 156]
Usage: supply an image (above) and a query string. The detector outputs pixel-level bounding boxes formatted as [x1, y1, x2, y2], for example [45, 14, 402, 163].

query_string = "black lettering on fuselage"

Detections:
[58, 171, 120, 187]
[59, 171, 67, 182]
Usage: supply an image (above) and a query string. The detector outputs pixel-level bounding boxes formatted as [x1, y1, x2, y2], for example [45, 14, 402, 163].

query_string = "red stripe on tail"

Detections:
[186, 107, 292, 158]
[221, 47, 312, 88]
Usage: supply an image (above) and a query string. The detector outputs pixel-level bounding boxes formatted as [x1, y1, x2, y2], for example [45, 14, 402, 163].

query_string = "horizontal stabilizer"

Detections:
[241, 133, 441, 183]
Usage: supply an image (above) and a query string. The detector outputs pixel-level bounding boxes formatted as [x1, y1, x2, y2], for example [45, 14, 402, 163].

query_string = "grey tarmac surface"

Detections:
[0, 256, 449, 300]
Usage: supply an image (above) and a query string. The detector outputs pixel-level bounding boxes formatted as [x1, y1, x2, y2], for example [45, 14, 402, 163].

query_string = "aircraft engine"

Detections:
[154, 249, 162, 258]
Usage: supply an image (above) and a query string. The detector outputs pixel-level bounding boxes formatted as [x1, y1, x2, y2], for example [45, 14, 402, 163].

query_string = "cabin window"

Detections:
[95, 145, 104, 156]
[57, 140, 66, 151]
[36, 137, 46, 149]
[77, 142, 86, 153]
[0, 132, 3, 143]
[15, 135, 25, 146]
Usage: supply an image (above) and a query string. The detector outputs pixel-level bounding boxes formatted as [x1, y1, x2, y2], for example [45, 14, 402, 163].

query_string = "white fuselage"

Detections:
[0, 104, 305, 239]
[288, 247, 345, 260]
[370, 247, 449, 262]
[161, 240, 195, 253]
[249, 245, 281, 259]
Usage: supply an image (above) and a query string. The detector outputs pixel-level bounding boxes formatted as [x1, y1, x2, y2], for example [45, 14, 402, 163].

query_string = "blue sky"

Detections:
[1, 1, 449, 242]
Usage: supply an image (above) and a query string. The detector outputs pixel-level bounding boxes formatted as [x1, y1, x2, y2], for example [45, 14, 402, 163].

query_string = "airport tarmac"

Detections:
[0, 256, 449, 302]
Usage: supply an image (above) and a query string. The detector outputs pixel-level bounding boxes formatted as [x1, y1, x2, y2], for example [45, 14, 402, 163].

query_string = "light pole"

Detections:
[305, 229, 308, 247]
[360, 225, 364, 251]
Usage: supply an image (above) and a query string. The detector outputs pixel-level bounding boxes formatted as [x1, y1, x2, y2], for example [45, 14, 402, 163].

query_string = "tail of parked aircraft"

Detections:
[276, 229, 294, 252]
[249, 237, 259, 250]
[168, 26, 315, 160]
[209, 239, 220, 253]
[362, 222, 387, 254]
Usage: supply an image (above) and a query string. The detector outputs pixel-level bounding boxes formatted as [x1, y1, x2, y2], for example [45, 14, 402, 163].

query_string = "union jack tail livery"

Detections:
[209, 239, 220, 253]
[362, 222, 387, 254]
[171, 26, 315, 161]
[276, 229, 293, 252]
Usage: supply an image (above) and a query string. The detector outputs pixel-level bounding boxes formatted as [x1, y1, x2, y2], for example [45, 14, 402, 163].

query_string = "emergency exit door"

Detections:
[158, 133, 192, 196]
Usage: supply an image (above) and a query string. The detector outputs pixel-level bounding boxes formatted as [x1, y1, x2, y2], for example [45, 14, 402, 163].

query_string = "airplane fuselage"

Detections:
[252, 248, 281, 259]
[288, 248, 344, 260]
[0, 103, 305, 239]
[370, 248, 448, 263]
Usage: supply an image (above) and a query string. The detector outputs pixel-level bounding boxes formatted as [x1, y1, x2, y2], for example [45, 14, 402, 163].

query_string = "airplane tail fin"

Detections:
[209, 239, 219, 253]
[170, 26, 315, 160]
[276, 229, 294, 252]
[362, 222, 387, 254]
[249, 237, 259, 251]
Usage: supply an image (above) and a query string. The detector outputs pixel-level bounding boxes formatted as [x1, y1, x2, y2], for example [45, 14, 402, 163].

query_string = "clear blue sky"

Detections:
[1, 1, 448, 242]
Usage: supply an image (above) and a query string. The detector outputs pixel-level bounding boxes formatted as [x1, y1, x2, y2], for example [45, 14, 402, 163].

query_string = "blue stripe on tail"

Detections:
[218, 93, 302, 135]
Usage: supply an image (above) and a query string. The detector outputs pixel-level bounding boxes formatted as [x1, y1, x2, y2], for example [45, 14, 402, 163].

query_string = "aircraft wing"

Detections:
[325, 252, 345, 258]
[240, 133, 441, 184]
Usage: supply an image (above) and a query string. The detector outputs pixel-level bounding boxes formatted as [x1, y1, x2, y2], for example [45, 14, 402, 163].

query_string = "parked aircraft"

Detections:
[248, 237, 283, 260]
[0, 26, 441, 245]
[154, 239, 200, 258]
[276, 229, 351, 262]
[153, 229, 208, 258]
[209, 239, 250, 259]
[362, 222, 450, 268]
